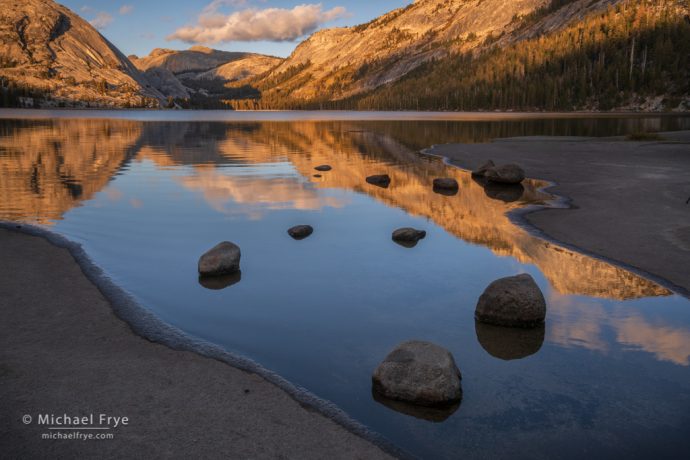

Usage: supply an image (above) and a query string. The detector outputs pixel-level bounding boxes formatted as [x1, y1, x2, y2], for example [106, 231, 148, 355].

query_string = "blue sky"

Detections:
[60, 1, 410, 58]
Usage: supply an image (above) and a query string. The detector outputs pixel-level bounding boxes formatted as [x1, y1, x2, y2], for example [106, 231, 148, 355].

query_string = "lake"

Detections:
[1, 111, 689, 459]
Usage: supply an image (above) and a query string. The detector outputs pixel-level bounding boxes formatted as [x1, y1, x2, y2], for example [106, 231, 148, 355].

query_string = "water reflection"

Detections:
[177, 167, 346, 219]
[2, 116, 689, 458]
[475, 321, 545, 360]
[0, 119, 676, 302]
[198, 271, 242, 291]
[372, 390, 461, 422]
[0, 119, 142, 223]
[547, 293, 690, 366]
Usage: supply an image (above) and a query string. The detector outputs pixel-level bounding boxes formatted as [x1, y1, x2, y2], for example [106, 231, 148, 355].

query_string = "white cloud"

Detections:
[168, 3, 347, 44]
[90, 12, 114, 29]
[119, 5, 134, 15]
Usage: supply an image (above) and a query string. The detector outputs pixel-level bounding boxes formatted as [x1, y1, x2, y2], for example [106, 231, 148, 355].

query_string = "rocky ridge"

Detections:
[0, 0, 164, 107]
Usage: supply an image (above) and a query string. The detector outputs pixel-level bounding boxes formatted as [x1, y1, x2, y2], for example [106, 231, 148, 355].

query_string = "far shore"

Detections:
[428, 130, 690, 296]
[1, 108, 689, 122]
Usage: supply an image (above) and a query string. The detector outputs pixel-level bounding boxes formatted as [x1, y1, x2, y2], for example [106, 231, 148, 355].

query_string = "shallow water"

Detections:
[1, 113, 689, 459]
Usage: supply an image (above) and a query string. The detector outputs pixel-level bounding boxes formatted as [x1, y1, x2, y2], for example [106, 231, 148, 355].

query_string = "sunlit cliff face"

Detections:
[0, 120, 142, 223]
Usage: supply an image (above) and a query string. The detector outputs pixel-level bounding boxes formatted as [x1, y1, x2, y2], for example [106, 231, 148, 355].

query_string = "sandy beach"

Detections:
[0, 227, 395, 459]
[429, 131, 690, 296]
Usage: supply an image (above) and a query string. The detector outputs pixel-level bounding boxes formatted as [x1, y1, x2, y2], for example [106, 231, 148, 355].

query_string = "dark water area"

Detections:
[1, 113, 689, 459]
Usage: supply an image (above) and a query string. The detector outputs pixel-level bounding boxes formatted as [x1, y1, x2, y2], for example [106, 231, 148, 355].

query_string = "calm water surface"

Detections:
[1, 112, 689, 459]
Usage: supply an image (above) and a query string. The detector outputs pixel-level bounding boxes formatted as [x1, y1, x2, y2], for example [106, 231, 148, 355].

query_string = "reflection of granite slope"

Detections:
[159, 121, 668, 300]
[0, 120, 671, 300]
[0, 120, 143, 223]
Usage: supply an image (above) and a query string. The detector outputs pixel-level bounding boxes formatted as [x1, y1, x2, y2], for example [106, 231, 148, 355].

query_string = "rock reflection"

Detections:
[475, 321, 545, 360]
[372, 390, 460, 422]
[198, 271, 242, 290]
[483, 183, 525, 203]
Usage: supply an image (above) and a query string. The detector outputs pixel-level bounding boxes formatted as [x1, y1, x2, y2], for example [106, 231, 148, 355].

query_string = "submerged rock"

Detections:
[314, 165, 332, 172]
[475, 274, 546, 328]
[392, 228, 426, 248]
[475, 321, 545, 360]
[433, 178, 459, 196]
[372, 340, 462, 407]
[198, 242, 241, 277]
[288, 225, 314, 240]
[471, 160, 495, 177]
[366, 174, 391, 188]
[485, 164, 525, 185]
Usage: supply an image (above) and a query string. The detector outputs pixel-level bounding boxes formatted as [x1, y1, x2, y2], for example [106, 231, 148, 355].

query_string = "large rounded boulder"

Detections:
[372, 341, 462, 407]
[475, 274, 546, 328]
[198, 242, 241, 277]
[485, 164, 525, 185]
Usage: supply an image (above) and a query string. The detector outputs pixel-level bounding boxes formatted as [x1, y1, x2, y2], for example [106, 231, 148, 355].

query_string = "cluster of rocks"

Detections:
[313, 165, 464, 198]
[371, 273, 546, 416]
[197, 161, 545, 419]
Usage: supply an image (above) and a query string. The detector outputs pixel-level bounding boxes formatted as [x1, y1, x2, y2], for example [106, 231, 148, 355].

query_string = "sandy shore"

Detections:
[429, 130, 690, 295]
[0, 227, 395, 459]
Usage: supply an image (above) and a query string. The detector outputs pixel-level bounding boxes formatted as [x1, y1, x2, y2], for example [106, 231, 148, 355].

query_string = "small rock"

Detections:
[288, 225, 314, 240]
[366, 174, 391, 188]
[433, 178, 459, 190]
[372, 340, 462, 407]
[485, 164, 525, 185]
[314, 165, 332, 172]
[392, 228, 426, 248]
[471, 160, 495, 177]
[475, 274, 546, 328]
[433, 178, 459, 196]
[198, 242, 241, 277]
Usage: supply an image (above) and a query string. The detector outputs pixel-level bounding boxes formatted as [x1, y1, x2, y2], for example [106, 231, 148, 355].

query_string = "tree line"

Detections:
[237, 0, 689, 111]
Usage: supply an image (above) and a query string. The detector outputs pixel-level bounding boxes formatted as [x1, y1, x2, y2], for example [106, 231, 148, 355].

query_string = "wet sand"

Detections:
[428, 130, 690, 295]
[0, 227, 395, 459]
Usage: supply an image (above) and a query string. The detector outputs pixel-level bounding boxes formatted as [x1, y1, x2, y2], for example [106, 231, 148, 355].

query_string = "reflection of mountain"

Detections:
[0, 119, 142, 223]
[0, 120, 671, 301]
[153, 121, 668, 301]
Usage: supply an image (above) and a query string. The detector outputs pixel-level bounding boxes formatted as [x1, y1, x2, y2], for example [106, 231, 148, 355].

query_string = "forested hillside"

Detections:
[231, 0, 690, 111]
